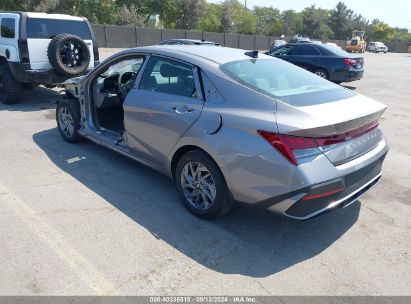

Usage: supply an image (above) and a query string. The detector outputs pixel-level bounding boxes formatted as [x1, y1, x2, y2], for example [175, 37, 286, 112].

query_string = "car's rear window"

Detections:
[26, 18, 91, 39]
[318, 44, 350, 56]
[220, 58, 356, 107]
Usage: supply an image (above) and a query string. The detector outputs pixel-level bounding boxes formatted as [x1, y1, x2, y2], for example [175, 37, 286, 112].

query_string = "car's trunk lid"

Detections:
[276, 93, 386, 165]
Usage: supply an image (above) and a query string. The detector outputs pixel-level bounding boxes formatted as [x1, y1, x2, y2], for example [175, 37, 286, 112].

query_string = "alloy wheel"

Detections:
[315, 71, 327, 78]
[60, 42, 85, 69]
[58, 107, 75, 138]
[180, 162, 217, 210]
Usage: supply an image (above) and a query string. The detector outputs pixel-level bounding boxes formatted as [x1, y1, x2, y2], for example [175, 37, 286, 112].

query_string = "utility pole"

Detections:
[245, 0, 247, 9]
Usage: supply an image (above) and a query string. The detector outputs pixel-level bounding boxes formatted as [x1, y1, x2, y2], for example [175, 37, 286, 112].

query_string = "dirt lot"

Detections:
[0, 50, 410, 295]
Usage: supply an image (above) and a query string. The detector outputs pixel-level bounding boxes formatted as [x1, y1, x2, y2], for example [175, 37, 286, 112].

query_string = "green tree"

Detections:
[73, 0, 118, 24]
[198, 3, 221, 32]
[370, 22, 395, 42]
[219, 0, 255, 34]
[281, 10, 303, 37]
[329, 2, 352, 40]
[301, 5, 333, 39]
[174, 0, 206, 30]
[253, 6, 282, 36]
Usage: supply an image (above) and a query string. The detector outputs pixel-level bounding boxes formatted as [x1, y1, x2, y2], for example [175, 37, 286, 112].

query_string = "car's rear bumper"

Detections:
[278, 157, 384, 220]
[332, 68, 364, 82]
[7, 62, 98, 85]
[224, 131, 388, 220]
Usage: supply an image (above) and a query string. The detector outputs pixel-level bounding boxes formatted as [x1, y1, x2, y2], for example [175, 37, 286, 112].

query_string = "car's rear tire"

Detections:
[56, 99, 84, 143]
[0, 63, 23, 104]
[48, 34, 90, 76]
[175, 150, 232, 219]
[313, 68, 329, 80]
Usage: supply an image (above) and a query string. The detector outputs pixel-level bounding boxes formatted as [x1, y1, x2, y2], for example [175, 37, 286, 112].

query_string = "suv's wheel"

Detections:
[56, 99, 84, 143]
[48, 34, 90, 76]
[175, 150, 232, 219]
[0, 63, 23, 104]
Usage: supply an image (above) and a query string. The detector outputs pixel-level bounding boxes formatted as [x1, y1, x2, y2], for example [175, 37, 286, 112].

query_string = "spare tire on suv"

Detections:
[47, 34, 90, 76]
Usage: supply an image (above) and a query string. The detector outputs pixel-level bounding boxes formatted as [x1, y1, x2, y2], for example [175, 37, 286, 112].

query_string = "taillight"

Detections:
[343, 58, 356, 66]
[258, 121, 379, 166]
[257, 131, 300, 165]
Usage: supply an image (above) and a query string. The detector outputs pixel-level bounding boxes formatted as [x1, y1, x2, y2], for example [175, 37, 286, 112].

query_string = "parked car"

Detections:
[368, 42, 388, 53]
[0, 12, 99, 104]
[56, 45, 388, 220]
[266, 43, 364, 83]
[271, 39, 286, 48]
[160, 39, 219, 46]
[289, 35, 311, 44]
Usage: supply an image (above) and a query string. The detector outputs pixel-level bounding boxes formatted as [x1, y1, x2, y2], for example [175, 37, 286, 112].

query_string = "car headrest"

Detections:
[160, 63, 190, 78]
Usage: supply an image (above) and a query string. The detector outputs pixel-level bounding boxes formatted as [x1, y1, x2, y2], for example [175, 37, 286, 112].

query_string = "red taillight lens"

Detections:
[257, 131, 299, 165]
[343, 58, 356, 66]
[257, 121, 379, 166]
[302, 187, 345, 200]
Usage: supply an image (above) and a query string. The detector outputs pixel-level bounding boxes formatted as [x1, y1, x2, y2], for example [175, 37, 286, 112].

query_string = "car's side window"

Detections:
[1, 18, 16, 39]
[139, 56, 196, 98]
[270, 46, 292, 56]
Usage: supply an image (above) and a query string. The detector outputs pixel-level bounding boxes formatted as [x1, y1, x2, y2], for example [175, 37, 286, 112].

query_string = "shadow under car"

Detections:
[33, 128, 361, 278]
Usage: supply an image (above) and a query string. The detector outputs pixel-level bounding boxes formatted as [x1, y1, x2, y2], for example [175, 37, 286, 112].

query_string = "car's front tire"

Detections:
[175, 150, 232, 219]
[56, 99, 84, 143]
[0, 63, 23, 104]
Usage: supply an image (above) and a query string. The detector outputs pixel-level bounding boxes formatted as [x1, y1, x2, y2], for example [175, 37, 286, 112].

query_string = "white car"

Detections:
[368, 42, 388, 53]
[0, 12, 99, 104]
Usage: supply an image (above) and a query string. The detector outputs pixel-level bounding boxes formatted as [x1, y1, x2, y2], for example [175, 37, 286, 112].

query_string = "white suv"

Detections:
[0, 12, 99, 104]
[368, 42, 388, 53]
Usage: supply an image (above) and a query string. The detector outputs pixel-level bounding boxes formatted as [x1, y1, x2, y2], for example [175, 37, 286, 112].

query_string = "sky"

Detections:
[207, 0, 411, 29]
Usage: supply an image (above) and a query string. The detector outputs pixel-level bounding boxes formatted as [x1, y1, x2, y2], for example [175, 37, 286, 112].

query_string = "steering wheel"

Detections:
[117, 71, 136, 100]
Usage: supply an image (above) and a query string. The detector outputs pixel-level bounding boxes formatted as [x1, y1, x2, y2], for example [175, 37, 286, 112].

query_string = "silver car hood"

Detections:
[276, 93, 387, 137]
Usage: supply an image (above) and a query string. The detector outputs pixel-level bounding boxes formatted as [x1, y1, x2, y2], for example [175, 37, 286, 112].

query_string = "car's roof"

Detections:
[121, 45, 272, 66]
[285, 43, 323, 47]
[3, 12, 85, 21]
[161, 39, 218, 45]
[26, 12, 84, 21]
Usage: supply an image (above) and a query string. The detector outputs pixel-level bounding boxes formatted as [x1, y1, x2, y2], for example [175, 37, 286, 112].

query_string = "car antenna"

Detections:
[245, 50, 258, 58]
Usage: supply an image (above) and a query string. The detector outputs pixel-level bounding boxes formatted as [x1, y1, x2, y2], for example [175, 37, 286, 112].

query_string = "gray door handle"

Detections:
[172, 105, 194, 114]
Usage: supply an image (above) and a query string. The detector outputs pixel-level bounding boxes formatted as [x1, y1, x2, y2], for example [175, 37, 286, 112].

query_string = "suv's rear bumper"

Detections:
[7, 62, 98, 85]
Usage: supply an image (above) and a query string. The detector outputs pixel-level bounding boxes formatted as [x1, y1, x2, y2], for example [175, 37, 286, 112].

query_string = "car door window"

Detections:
[139, 56, 196, 98]
[290, 45, 321, 55]
[270, 46, 292, 56]
[1, 18, 16, 38]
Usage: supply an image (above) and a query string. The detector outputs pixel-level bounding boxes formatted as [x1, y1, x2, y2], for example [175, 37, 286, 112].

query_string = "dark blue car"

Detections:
[266, 43, 364, 84]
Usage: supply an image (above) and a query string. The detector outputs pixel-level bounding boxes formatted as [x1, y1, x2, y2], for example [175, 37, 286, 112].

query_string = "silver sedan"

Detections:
[56, 45, 388, 220]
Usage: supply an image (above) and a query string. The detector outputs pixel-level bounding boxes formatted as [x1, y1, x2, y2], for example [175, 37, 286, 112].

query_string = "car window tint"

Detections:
[270, 46, 292, 56]
[26, 18, 91, 39]
[1, 18, 15, 38]
[319, 44, 350, 56]
[290, 45, 321, 55]
[220, 58, 356, 107]
[139, 56, 196, 98]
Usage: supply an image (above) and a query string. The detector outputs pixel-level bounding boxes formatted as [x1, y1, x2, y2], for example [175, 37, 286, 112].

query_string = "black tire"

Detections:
[313, 68, 329, 80]
[47, 34, 90, 76]
[56, 99, 84, 143]
[175, 150, 233, 219]
[0, 63, 23, 104]
[22, 83, 38, 91]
